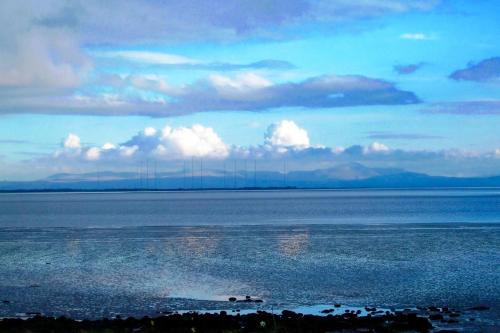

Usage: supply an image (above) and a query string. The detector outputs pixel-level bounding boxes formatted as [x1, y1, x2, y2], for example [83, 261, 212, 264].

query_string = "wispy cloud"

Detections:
[400, 33, 433, 40]
[393, 62, 426, 75]
[94, 50, 296, 71]
[422, 101, 500, 115]
[366, 131, 442, 140]
[102, 51, 201, 65]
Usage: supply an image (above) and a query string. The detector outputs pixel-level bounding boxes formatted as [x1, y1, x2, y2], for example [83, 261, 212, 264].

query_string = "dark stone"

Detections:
[281, 310, 297, 318]
[245, 295, 251, 300]
[228, 297, 237, 302]
[253, 299, 263, 303]
[320, 309, 334, 314]
[334, 303, 341, 307]
[469, 305, 490, 311]
[429, 313, 443, 320]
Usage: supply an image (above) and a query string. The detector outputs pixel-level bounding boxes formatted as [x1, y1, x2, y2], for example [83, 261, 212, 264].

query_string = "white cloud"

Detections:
[102, 142, 116, 150]
[97, 50, 199, 65]
[119, 145, 139, 157]
[400, 33, 432, 40]
[209, 73, 272, 91]
[143, 127, 157, 137]
[159, 124, 229, 158]
[495, 148, 500, 157]
[265, 120, 310, 150]
[85, 147, 101, 161]
[365, 142, 390, 153]
[63, 133, 81, 149]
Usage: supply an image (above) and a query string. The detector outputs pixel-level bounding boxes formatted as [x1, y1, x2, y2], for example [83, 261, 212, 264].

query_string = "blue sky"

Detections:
[1, 0, 500, 180]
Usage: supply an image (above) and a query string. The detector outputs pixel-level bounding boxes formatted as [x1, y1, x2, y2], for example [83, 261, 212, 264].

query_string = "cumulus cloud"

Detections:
[32, 119, 500, 178]
[85, 147, 101, 161]
[0, 2, 91, 95]
[158, 125, 229, 158]
[449, 57, 500, 82]
[63, 133, 81, 149]
[102, 143, 116, 150]
[364, 142, 390, 153]
[265, 120, 310, 149]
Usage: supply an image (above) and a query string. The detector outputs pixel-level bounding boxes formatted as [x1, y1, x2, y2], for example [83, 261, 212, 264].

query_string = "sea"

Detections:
[0, 189, 499, 331]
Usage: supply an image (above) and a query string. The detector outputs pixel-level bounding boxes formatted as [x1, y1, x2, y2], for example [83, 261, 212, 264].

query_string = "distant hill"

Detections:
[2, 163, 500, 191]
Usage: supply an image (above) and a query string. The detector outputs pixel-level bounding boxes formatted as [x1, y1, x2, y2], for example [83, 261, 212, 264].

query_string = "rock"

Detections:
[334, 303, 341, 308]
[429, 313, 443, 320]
[228, 297, 237, 302]
[245, 296, 251, 300]
[469, 305, 490, 311]
[281, 310, 297, 318]
[321, 309, 334, 314]
[254, 299, 263, 303]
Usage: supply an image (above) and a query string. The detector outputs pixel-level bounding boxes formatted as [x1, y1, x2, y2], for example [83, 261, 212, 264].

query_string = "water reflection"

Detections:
[177, 228, 220, 257]
[279, 230, 310, 257]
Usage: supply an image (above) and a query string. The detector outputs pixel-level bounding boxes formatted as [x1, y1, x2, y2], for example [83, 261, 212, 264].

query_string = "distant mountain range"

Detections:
[2, 163, 500, 191]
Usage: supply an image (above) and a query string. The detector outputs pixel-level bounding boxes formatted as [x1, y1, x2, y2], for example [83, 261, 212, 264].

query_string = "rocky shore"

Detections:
[0, 307, 470, 333]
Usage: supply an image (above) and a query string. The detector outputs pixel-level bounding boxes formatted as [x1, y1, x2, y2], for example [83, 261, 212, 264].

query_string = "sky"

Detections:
[1, 0, 500, 180]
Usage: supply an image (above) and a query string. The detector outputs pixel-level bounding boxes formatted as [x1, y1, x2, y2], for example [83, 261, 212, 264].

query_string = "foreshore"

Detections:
[1, 305, 493, 333]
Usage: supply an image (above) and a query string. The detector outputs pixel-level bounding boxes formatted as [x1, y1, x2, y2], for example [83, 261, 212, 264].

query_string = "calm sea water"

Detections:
[0, 190, 499, 327]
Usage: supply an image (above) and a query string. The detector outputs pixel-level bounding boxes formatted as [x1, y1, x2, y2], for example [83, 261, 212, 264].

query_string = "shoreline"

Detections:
[0, 309, 441, 333]
[2, 186, 500, 195]
[0, 303, 494, 333]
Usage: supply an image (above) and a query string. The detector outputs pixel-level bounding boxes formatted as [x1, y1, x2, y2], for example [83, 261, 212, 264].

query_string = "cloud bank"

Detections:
[0, 0, 434, 116]
[0, 72, 420, 116]
[34, 119, 500, 178]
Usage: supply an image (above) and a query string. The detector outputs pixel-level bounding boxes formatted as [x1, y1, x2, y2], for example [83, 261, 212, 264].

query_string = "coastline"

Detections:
[1, 303, 495, 333]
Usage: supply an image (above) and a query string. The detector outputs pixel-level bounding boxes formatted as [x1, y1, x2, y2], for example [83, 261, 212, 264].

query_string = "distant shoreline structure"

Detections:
[1, 186, 500, 194]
